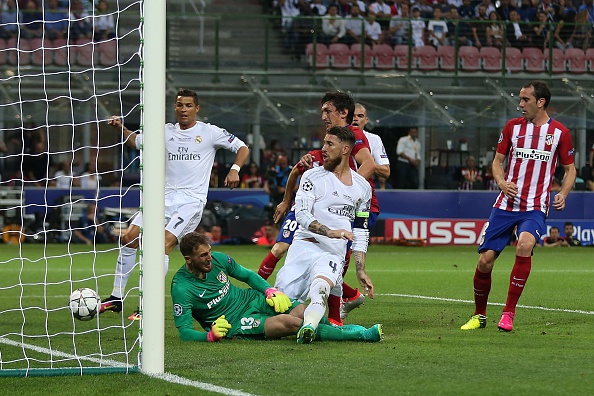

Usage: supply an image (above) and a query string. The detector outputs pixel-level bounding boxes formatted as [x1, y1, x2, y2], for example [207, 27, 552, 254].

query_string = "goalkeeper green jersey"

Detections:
[171, 251, 272, 341]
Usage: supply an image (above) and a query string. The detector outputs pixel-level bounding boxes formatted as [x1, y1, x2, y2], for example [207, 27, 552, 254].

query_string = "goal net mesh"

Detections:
[0, 0, 143, 375]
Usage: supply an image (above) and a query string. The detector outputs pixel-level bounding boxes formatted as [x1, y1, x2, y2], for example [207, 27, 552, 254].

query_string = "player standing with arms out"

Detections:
[171, 232, 383, 342]
[461, 81, 576, 332]
[274, 126, 377, 343]
[101, 88, 249, 319]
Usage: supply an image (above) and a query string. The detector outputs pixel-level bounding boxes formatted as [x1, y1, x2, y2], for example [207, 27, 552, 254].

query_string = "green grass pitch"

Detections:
[0, 243, 593, 395]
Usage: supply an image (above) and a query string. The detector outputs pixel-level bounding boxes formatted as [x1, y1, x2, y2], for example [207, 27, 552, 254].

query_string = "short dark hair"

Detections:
[179, 232, 211, 256]
[176, 88, 199, 106]
[321, 91, 355, 124]
[564, 222, 574, 227]
[549, 226, 559, 232]
[523, 81, 551, 108]
[327, 126, 355, 148]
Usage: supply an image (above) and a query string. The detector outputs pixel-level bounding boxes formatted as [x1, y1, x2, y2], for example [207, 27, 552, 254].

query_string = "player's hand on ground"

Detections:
[274, 201, 290, 223]
[265, 288, 291, 313]
[356, 270, 374, 299]
[300, 153, 313, 170]
[207, 315, 231, 342]
[329, 229, 353, 241]
[552, 193, 566, 211]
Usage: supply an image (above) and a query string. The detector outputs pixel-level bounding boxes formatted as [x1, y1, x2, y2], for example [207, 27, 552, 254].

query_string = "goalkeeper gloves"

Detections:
[206, 315, 231, 342]
[265, 288, 291, 313]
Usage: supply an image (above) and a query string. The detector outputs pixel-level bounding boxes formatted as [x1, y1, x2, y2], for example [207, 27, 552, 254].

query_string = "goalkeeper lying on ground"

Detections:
[171, 232, 383, 343]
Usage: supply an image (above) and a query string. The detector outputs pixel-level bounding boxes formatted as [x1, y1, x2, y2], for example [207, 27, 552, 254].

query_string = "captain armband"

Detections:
[353, 211, 370, 230]
[352, 211, 370, 253]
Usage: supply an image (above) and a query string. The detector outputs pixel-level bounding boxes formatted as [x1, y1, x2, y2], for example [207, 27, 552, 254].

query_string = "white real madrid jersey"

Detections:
[135, 121, 246, 201]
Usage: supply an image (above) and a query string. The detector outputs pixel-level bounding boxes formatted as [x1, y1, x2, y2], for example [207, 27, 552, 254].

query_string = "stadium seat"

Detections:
[437, 45, 455, 71]
[328, 43, 351, 69]
[480, 46, 502, 72]
[75, 38, 95, 67]
[31, 38, 52, 66]
[523, 47, 545, 73]
[458, 46, 480, 71]
[350, 43, 373, 69]
[565, 48, 587, 74]
[414, 45, 438, 71]
[504, 47, 523, 73]
[586, 48, 594, 73]
[549, 48, 566, 73]
[394, 45, 412, 70]
[5, 38, 33, 66]
[99, 40, 118, 66]
[305, 43, 329, 68]
[52, 38, 70, 67]
[371, 44, 395, 70]
[0, 39, 7, 65]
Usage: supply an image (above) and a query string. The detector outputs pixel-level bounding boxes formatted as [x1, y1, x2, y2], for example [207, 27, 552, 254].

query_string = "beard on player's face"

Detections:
[323, 154, 341, 171]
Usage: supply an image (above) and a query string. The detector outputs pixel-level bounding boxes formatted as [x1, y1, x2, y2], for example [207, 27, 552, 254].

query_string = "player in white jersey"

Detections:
[461, 81, 576, 333]
[100, 88, 249, 319]
[353, 102, 391, 185]
[274, 126, 373, 344]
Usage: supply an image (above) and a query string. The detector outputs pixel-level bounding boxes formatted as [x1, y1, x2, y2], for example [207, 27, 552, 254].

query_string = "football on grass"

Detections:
[69, 288, 101, 321]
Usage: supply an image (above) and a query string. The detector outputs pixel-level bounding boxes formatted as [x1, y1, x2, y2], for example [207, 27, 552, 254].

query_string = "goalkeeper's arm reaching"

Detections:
[228, 259, 291, 313]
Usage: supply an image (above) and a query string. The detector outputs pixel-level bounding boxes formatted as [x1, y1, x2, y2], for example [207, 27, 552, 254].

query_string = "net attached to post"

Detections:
[0, 0, 143, 376]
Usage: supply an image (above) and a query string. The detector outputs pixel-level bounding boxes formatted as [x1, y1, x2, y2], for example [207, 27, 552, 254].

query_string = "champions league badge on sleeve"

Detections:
[302, 180, 314, 192]
[174, 303, 183, 316]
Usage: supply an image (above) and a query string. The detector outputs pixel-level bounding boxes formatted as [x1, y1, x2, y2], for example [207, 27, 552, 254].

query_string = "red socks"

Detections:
[342, 282, 358, 299]
[473, 267, 492, 316]
[327, 294, 342, 324]
[257, 251, 280, 280]
[504, 255, 531, 313]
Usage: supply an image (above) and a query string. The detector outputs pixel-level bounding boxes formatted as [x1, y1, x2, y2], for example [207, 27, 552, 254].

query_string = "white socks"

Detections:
[111, 246, 137, 298]
[111, 249, 170, 299]
[303, 277, 331, 330]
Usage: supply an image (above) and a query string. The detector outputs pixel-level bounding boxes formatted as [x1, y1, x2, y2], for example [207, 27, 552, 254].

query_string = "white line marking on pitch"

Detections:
[0, 338, 258, 396]
[380, 293, 594, 315]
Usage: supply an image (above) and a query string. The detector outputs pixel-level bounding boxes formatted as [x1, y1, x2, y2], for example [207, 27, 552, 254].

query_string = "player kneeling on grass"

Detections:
[171, 232, 383, 343]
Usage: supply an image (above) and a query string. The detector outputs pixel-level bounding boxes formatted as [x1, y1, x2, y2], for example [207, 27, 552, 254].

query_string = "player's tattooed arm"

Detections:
[353, 251, 374, 299]
[308, 220, 330, 236]
[353, 251, 365, 272]
[307, 221, 352, 239]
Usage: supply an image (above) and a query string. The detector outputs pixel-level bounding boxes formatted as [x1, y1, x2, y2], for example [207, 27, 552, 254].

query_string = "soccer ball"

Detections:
[69, 288, 101, 321]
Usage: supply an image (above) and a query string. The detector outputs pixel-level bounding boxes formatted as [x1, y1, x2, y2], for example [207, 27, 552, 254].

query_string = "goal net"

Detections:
[0, 0, 154, 376]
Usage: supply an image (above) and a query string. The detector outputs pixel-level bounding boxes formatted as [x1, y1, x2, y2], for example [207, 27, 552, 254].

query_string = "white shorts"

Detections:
[274, 239, 344, 302]
[129, 194, 205, 243]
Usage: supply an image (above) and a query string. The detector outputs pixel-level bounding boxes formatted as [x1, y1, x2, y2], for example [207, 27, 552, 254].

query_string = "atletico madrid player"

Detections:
[461, 80, 576, 332]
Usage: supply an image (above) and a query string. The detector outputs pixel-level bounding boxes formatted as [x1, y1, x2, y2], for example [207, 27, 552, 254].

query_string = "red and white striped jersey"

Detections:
[493, 117, 574, 214]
